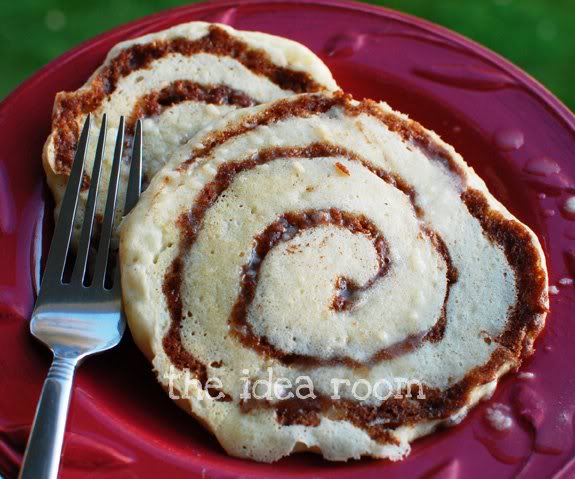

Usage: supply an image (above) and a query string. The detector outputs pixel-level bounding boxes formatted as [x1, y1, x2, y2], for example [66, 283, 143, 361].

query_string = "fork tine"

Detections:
[124, 119, 142, 216]
[41, 115, 91, 286]
[113, 119, 143, 291]
[70, 115, 107, 286]
[93, 117, 124, 288]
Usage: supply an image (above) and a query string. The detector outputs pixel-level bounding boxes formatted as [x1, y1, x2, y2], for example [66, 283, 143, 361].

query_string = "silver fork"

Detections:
[19, 115, 142, 479]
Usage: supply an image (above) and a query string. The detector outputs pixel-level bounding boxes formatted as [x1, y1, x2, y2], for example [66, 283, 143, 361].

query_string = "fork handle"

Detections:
[19, 355, 79, 479]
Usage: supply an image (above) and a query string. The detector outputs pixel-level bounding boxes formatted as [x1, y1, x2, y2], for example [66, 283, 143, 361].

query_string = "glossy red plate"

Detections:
[1, 0, 575, 477]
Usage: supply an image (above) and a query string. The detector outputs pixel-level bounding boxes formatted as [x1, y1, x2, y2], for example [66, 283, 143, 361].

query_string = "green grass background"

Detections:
[1, 0, 573, 111]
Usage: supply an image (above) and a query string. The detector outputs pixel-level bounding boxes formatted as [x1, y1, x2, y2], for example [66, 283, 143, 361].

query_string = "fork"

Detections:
[19, 115, 142, 479]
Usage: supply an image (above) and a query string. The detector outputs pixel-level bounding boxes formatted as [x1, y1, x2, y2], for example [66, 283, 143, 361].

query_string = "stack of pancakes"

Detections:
[43, 22, 549, 463]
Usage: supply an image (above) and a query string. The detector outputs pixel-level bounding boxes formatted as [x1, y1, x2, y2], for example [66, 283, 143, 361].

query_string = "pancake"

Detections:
[42, 21, 338, 239]
[119, 92, 549, 462]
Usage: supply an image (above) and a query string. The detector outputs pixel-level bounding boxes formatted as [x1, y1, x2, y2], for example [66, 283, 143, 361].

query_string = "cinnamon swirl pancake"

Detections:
[42, 22, 337, 239]
[120, 92, 548, 462]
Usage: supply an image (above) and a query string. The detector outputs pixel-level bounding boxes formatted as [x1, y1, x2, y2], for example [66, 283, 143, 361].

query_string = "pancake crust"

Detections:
[42, 22, 338, 238]
[120, 92, 548, 462]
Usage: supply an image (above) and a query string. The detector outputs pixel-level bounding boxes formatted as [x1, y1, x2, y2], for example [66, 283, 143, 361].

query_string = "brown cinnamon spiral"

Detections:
[120, 92, 548, 462]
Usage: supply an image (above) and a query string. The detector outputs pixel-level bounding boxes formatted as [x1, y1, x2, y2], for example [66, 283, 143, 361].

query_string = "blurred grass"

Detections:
[0, 0, 573, 111]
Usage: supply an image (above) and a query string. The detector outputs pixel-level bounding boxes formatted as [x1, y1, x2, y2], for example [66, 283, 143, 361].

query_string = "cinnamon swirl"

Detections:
[42, 22, 338, 240]
[120, 92, 548, 462]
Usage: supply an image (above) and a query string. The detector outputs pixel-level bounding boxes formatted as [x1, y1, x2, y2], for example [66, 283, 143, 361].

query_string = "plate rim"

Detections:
[1, 0, 574, 135]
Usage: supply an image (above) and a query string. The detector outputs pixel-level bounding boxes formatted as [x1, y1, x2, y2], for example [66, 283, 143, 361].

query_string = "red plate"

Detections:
[1, 0, 574, 477]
